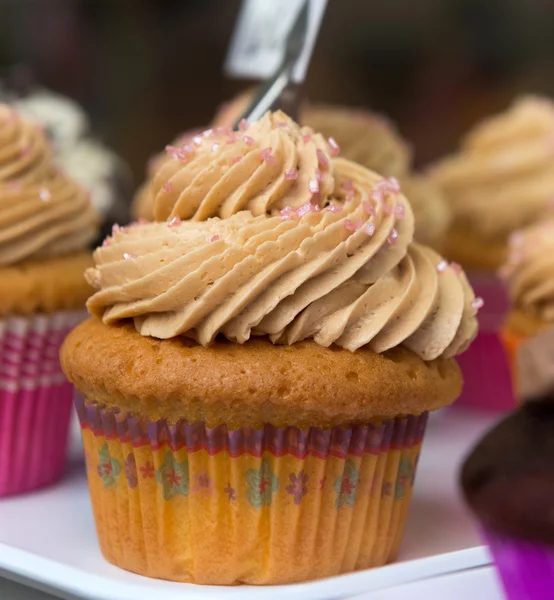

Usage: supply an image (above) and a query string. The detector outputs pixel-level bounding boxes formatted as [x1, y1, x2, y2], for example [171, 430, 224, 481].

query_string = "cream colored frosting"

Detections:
[430, 96, 554, 238]
[502, 220, 554, 322]
[0, 104, 99, 266]
[87, 111, 478, 359]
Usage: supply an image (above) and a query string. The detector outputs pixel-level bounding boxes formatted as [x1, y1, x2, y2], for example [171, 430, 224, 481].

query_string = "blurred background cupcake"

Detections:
[500, 219, 554, 398]
[0, 103, 99, 496]
[430, 96, 554, 272]
[0, 66, 133, 239]
[427, 97, 554, 412]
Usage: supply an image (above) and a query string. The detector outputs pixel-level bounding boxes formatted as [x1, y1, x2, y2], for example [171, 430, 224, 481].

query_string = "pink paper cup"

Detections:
[0, 310, 85, 497]
[456, 272, 515, 412]
[484, 530, 554, 600]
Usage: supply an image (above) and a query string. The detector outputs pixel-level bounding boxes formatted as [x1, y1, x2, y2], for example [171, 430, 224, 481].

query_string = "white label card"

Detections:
[225, 0, 327, 83]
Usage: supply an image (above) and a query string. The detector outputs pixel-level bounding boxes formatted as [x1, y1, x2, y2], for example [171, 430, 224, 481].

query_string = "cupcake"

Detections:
[461, 395, 554, 599]
[426, 97, 554, 411]
[0, 103, 99, 496]
[500, 219, 554, 398]
[61, 111, 478, 585]
[1, 82, 132, 239]
[430, 96, 554, 272]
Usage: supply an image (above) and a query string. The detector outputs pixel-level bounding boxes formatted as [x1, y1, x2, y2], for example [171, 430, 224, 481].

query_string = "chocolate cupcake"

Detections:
[461, 396, 554, 599]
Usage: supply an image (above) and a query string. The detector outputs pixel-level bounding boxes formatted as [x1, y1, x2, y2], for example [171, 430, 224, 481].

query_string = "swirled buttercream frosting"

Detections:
[0, 104, 99, 265]
[87, 112, 478, 359]
[430, 96, 554, 238]
[502, 220, 554, 322]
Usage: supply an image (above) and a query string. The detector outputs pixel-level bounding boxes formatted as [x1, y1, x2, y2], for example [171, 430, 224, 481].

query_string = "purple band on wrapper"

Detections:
[75, 395, 428, 459]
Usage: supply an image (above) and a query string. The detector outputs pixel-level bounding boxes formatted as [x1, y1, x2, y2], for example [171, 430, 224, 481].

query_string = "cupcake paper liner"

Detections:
[484, 530, 554, 600]
[75, 395, 428, 585]
[0, 310, 85, 497]
[456, 271, 514, 411]
[500, 326, 528, 402]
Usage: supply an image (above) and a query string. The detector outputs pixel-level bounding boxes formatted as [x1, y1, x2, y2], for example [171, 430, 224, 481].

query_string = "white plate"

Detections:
[0, 407, 499, 600]
[345, 566, 504, 600]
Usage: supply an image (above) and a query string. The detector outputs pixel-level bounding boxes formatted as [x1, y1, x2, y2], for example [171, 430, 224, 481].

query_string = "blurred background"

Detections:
[1, 0, 554, 185]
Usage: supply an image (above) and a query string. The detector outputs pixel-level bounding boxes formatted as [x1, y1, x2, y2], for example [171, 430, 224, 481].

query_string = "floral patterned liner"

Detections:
[76, 396, 428, 460]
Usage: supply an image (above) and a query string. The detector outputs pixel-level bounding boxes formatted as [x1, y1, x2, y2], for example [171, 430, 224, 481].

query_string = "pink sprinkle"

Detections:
[276, 121, 289, 129]
[232, 155, 243, 164]
[311, 203, 321, 213]
[344, 219, 356, 232]
[123, 253, 136, 260]
[387, 177, 401, 193]
[365, 223, 376, 236]
[211, 235, 220, 242]
[308, 178, 320, 194]
[472, 297, 484, 311]
[395, 204, 406, 219]
[102, 238, 110, 247]
[284, 168, 298, 181]
[296, 202, 313, 218]
[328, 136, 340, 156]
[341, 179, 354, 191]
[325, 203, 343, 213]
[212, 143, 220, 152]
[280, 206, 297, 221]
[314, 168, 322, 182]
[168, 216, 182, 227]
[346, 189, 355, 202]
[202, 128, 214, 138]
[192, 135, 203, 146]
[355, 219, 363, 230]
[182, 143, 195, 154]
[137, 218, 148, 225]
[436, 260, 448, 273]
[215, 125, 233, 137]
[450, 262, 462, 276]
[242, 135, 254, 146]
[165, 144, 188, 161]
[363, 201, 376, 217]
[162, 182, 173, 193]
[112, 224, 121, 235]
[238, 119, 249, 131]
[302, 133, 312, 143]
[371, 188, 384, 203]
[316, 149, 330, 170]
[39, 188, 51, 201]
[388, 229, 399, 245]
[259, 148, 277, 165]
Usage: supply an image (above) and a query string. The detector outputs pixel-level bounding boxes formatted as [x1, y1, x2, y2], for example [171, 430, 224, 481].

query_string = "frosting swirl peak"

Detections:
[87, 112, 478, 359]
[0, 104, 99, 265]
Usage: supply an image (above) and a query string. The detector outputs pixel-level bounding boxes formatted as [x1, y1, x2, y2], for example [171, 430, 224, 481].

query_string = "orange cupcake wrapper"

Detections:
[500, 327, 529, 401]
[76, 396, 427, 585]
